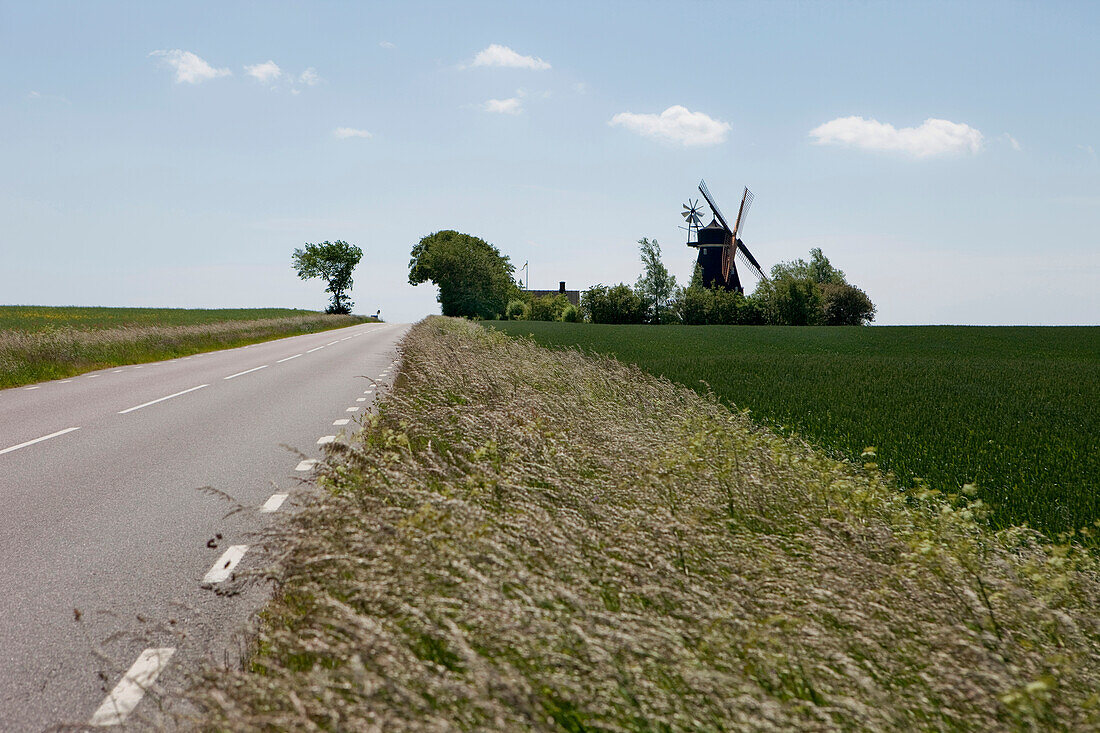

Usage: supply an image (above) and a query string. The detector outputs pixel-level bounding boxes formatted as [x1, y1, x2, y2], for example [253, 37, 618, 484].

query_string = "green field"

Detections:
[0, 306, 320, 331]
[491, 322, 1100, 538]
[0, 306, 376, 388]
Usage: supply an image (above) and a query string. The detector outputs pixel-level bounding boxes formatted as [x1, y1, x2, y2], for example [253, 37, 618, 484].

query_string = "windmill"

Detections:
[681, 198, 705, 243]
[689, 179, 768, 292]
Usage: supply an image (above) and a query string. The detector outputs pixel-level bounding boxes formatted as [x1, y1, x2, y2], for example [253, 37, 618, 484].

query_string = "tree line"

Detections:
[408, 230, 875, 326]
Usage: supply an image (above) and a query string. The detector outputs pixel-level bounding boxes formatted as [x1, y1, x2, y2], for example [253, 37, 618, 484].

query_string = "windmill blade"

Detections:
[733, 188, 755, 239]
[736, 242, 767, 281]
[698, 179, 733, 232]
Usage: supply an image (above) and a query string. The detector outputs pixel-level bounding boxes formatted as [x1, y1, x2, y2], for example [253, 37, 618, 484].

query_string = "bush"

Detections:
[505, 299, 529, 320]
[560, 304, 581, 323]
[676, 285, 713, 325]
[820, 282, 876, 325]
[581, 284, 645, 324]
[528, 294, 570, 322]
[755, 277, 823, 326]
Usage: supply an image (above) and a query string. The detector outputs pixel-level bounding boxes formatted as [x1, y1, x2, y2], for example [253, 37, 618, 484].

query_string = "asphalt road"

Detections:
[0, 321, 409, 730]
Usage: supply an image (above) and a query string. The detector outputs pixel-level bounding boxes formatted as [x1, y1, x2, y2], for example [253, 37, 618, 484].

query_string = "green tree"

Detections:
[408, 230, 516, 319]
[292, 240, 363, 314]
[820, 282, 876, 325]
[755, 277, 823, 325]
[527, 294, 570, 322]
[634, 238, 677, 324]
[770, 247, 846, 285]
[581, 284, 645, 324]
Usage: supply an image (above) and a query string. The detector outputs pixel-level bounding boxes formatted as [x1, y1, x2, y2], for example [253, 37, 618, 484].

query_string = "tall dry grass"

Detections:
[193, 316, 1100, 731]
[0, 314, 365, 388]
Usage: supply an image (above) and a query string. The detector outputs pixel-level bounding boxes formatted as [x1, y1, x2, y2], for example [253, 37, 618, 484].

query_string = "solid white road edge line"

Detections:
[260, 493, 289, 513]
[276, 354, 303, 363]
[333, 419, 350, 426]
[118, 384, 209, 414]
[0, 427, 81, 456]
[224, 365, 269, 380]
[87, 647, 176, 727]
[295, 459, 319, 471]
[317, 435, 336, 445]
[203, 545, 249, 583]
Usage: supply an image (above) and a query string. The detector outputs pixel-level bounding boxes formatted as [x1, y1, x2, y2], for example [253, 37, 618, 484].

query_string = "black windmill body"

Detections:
[685, 180, 767, 292]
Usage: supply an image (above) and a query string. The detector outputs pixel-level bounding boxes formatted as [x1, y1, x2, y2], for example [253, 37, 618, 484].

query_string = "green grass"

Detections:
[0, 305, 322, 332]
[490, 321, 1100, 538]
[0, 306, 378, 388]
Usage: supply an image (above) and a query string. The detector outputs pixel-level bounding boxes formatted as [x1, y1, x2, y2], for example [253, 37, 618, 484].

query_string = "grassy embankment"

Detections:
[194, 317, 1100, 730]
[491, 322, 1100, 540]
[0, 306, 377, 389]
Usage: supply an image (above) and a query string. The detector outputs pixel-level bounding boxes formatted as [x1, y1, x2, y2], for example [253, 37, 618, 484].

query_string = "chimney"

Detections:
[559, 281, 566, 294]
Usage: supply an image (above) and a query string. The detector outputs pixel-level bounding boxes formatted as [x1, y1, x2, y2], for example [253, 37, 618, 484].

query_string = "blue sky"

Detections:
[2, 0, 1097, 324]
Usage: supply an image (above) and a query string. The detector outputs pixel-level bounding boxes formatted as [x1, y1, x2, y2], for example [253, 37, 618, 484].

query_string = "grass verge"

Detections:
[0, 311, 373, 388]
[194, 317, 1100, 730]
[489, 321, 1100, 539]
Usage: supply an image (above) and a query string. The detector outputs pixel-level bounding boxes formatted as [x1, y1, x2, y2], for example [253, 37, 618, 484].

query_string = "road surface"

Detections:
[0, 321, 409, 729]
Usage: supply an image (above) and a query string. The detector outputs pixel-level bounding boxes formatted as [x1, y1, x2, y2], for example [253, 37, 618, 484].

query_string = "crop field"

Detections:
[0, 306, 374, 388]
[491, 321, 1100, 538]
[0, 306, 320, 332]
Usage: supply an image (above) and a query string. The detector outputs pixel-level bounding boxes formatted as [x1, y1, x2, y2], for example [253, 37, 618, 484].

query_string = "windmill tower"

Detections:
[687, 179, 768, 292]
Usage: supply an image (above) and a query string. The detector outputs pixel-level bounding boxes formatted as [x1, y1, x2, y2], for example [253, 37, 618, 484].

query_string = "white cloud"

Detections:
[483, 97, 523, 114]
[379, 41, 395, 49]
[334, 127, 372, 139]
[609, 105, 731, 147]
[245, 60, 282, 84]
[469, 44, 550, 70]
[809, 116, 984, 157]
[1002, 133, 1021, 151]
[150, 49, 231, 84]
[1078, 144, 1097, 158]
[299, 68, 321, 86]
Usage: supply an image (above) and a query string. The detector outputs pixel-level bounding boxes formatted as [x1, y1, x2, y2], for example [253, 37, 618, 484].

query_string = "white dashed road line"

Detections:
[86, 374, 100, 379]
[295, 459, 319, 472]
[203, 545, 249, 584]
[87, 647, 175, 727]
[306, 346, 324, 353]
[223, 365, 268, 380]
[346, 407, 359, 412]
[260, 493, 289, 513]
[0, 427, 81, 456]
[333, 419, 350, 426]
[364, 389, 373, 394]
[356, 397, 366, 402]
[317, 435, 336, 445]
[60, 380, 72, 383]
[24, 385, 40, 390]
[118, 385, 209, 415]
[327, 340, 339, 346]
[276, 354, 303, 363]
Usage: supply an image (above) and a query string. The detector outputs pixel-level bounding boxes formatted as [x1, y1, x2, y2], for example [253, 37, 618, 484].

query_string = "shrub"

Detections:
[581, 284, 645, 324]
[676, 285, 714, 325]
[505, 299, 528, 320]
[528, 294, 570, 322]
[820, 282, 876, 325]
[756, 277, 823, 326]
[560, 304, 581, 323]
